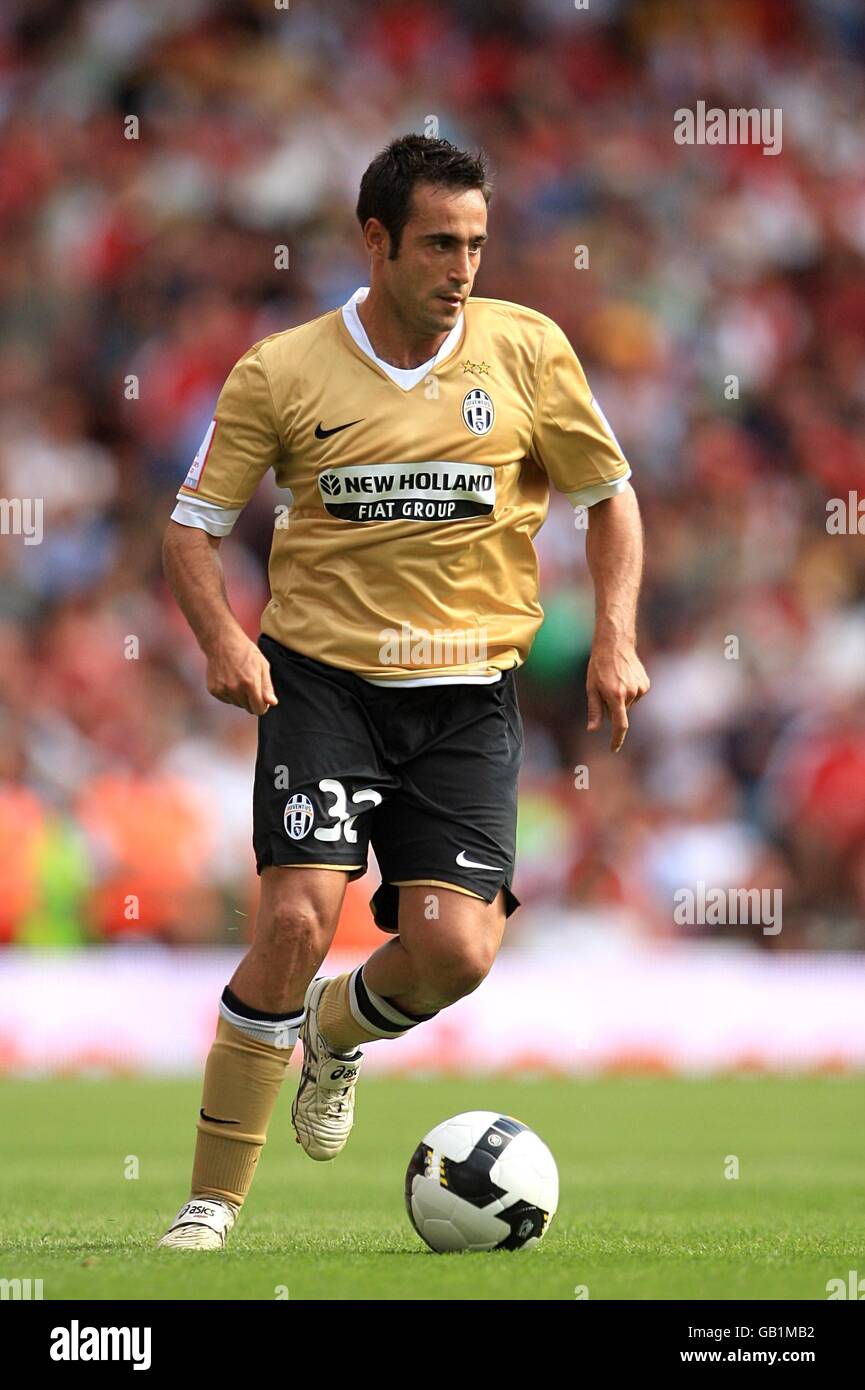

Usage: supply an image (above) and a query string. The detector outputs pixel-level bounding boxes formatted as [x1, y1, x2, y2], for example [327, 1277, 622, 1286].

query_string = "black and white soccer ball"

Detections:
[404, 1110, 559, 1252]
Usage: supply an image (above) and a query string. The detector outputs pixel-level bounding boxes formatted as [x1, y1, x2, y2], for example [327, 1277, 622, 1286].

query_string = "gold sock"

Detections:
[190, 1016, 294, 1207]
[317, 972, 386, 1053]
[318, 966, 438, 1052]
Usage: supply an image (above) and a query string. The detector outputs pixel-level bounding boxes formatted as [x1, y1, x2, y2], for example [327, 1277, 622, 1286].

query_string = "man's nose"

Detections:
[448, 248, 473, 284]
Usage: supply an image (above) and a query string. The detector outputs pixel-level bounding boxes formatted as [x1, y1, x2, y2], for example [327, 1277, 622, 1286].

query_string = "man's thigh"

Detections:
[253, 635, 396, 877]
[254, 865, 351, 939]
[395, 883, 508, 973]
[230, 867, 352, 1013]
[368, 673, 523, 933]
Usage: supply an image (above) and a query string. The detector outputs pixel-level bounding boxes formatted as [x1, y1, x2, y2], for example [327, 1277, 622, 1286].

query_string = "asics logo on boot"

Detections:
[330, 1065, 358, 1081]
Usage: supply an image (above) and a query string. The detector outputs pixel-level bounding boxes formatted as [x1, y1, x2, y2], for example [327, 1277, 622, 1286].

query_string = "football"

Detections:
[404, 1110, 559, 1253]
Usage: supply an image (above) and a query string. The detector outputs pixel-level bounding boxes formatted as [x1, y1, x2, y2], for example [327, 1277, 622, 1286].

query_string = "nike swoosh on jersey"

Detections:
[455, 850, 500, 871]
[314, 419, 364, 439]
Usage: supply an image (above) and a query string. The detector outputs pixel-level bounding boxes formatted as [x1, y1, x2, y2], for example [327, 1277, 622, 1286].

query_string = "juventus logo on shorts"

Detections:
[284, 794, 314, 840]
[462, 389, 495, 436]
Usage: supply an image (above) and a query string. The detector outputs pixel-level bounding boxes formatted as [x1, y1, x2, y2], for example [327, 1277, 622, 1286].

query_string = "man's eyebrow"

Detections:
[421, 231, 489, 243]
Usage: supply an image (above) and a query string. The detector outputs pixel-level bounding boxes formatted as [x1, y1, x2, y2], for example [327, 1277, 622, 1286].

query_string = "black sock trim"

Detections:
[221, 986, 303, 1024]
[387, 998, 439, 1024]
[356, 967, 439, 1028]
[353, 968, 413, 1034]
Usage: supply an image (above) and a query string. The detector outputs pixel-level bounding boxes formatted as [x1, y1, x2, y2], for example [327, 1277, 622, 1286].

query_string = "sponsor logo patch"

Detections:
[317, 461, 495, 523]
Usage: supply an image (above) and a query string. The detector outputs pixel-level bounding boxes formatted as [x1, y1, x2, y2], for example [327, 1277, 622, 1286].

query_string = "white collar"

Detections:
[341, 286, 464, 391]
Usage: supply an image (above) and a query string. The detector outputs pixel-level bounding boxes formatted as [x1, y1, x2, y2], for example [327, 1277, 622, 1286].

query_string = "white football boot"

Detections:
[291, 976, 364, 1161]
[157, 1196, 239, 1250]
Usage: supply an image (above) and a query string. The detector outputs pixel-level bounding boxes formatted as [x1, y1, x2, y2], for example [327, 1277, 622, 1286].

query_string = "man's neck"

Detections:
[356, 288, 451, 370]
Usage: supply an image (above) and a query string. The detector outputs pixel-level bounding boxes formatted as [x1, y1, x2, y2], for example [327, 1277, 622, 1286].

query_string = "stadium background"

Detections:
[1, 0, 864, 1074]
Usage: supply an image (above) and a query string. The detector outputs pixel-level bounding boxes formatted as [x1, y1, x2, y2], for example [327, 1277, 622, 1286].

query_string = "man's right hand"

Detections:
[205, 630, 279, 716]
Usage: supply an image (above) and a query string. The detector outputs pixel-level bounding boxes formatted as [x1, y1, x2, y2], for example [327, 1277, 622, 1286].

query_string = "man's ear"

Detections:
[363, 217, 390, 261]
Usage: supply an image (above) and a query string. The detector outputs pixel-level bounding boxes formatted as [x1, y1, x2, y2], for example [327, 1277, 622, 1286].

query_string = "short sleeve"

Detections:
[529, 322, 631, 504]
[176, 346, 283, 509]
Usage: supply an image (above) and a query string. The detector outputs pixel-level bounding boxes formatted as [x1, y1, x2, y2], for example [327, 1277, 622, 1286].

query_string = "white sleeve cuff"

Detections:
[170, 495, 242, 536]
[565, 471, 632, 509]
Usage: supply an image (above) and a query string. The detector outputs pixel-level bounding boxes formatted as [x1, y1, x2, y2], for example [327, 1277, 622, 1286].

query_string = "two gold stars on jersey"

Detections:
[461, 360, 490, 376]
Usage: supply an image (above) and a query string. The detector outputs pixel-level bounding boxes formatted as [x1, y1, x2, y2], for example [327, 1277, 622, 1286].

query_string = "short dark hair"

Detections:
[356, 133, 492, 259]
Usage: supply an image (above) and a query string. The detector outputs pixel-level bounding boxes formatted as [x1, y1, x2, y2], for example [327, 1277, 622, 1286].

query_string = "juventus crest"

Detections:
[462, 389, 495, 436]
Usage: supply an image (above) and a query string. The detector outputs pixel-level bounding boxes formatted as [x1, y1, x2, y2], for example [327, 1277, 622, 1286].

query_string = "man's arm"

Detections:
[584, 483, 650, 752]
[162, 520, 277, 716]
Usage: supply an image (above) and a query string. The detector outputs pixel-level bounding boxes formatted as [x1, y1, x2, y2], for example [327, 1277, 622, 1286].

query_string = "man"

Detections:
[158, 134, 649, 1249]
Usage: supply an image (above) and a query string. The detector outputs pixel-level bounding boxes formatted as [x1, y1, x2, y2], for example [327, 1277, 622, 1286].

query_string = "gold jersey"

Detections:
[174, 294, 632, 682]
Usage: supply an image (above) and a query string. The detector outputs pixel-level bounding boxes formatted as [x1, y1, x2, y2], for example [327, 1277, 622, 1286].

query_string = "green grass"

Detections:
[0, 1075, 863, 1300]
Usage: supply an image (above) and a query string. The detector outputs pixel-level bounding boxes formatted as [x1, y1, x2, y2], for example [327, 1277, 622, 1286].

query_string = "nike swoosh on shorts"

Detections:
[455, 851, 500, 871]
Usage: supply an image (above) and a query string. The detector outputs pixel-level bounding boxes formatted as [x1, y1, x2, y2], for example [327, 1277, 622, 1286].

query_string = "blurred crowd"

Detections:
[2, 0, 865, 949]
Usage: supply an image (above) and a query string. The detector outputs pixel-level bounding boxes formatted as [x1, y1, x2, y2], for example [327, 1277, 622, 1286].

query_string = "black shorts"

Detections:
[253, 634, 523, 933]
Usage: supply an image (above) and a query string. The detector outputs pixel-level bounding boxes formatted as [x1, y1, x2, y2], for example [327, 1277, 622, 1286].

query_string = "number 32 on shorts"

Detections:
[313, 778, 382, 843]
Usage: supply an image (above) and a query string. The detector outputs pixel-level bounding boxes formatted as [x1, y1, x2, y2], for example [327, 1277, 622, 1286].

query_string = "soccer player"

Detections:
[158, 134, 649, 1249]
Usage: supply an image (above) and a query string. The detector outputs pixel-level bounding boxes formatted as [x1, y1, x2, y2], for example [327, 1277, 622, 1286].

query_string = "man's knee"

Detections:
[394, 883, 506, 1008]
[416, 935, 498, 1005]
[261, 901, 326, 949]
[255, 870, 342, 953]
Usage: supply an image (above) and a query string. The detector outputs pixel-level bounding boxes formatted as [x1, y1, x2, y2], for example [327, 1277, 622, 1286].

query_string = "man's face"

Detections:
[376, 181, 488, 334]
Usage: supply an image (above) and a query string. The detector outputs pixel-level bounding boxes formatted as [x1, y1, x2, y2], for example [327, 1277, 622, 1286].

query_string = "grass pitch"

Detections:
[0, 1074, 862, 1301]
